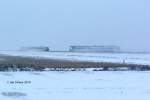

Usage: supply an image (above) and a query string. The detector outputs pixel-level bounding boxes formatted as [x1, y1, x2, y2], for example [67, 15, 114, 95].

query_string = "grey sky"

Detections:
[0, 0, 150, 51]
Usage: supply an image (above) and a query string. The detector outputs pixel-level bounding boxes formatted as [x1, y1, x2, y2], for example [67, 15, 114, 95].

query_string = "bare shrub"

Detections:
[1, 92, 27, 98]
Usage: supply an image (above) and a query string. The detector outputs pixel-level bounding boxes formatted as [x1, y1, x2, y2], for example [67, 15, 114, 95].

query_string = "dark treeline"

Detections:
[0, 55, 150, 71]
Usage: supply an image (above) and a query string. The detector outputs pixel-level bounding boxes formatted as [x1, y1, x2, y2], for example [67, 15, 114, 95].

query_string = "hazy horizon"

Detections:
[0, 0, 150, 52]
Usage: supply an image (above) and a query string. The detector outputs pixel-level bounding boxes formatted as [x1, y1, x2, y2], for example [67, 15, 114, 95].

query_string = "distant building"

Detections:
[20, 46, 50, 52]
[69, 45, 120, 53]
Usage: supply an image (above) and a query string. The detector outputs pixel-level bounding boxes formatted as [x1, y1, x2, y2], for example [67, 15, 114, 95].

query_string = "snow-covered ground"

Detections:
[0, 51, 150, 65]
[0, 71, 150, 100]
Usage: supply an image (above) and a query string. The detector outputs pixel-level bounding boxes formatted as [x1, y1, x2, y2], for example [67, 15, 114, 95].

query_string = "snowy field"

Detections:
[0, 51, 150, 65]
[0, 71, 150, 100]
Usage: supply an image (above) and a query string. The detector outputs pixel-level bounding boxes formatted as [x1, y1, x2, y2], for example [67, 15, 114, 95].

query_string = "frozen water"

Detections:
[0, 71, 150, 100]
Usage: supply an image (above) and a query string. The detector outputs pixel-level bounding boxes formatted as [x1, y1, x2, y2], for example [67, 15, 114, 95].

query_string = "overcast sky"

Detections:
[0, 0, 150, 51]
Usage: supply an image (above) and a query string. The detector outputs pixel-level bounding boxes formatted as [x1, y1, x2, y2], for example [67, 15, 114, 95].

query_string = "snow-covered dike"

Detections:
[0, 71, 150, 100]
[0, 51, 150, 65]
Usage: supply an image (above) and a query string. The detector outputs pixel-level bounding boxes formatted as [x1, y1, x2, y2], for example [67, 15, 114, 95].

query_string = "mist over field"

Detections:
[0, 0, 150, 52]
[1, 1, 150, 100]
